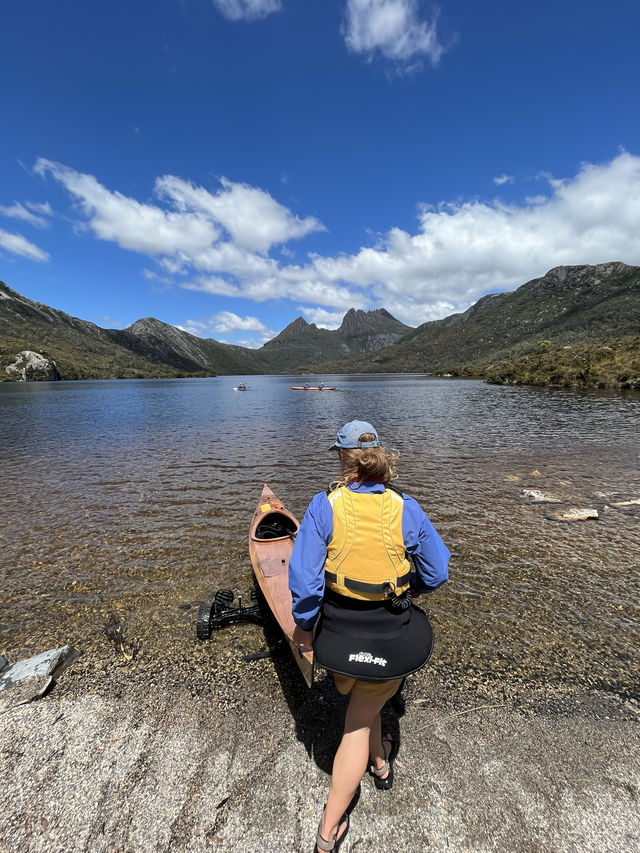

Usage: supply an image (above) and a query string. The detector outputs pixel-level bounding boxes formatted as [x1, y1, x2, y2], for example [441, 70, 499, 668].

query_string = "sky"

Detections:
[1, 0, 640, 347]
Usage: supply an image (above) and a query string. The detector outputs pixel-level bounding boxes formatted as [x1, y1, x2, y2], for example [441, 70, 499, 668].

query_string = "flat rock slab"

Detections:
[0, 675, 638, 853]
[0, 646, 81, 694]
[0, 674, 53, 713]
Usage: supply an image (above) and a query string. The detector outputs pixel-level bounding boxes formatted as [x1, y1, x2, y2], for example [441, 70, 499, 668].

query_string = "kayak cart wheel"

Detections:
[214, 588, 235, 607]
[196, 602, 214, 640]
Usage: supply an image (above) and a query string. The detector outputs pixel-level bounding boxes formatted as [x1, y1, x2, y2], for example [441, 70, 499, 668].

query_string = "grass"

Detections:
[452, 336, 640, 390]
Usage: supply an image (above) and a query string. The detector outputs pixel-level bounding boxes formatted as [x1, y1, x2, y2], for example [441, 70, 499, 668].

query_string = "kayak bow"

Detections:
[249, 485, 313, 687]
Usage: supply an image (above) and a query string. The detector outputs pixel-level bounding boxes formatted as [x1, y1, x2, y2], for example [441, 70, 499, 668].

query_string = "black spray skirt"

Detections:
[313, 590, 434, 681]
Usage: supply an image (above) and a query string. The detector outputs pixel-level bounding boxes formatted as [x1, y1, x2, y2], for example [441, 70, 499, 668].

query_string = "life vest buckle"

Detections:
[384, 580, 412, 612]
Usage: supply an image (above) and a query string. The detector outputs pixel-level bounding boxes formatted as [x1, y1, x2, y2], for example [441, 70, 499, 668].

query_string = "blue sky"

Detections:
[1, 0, 639, 347]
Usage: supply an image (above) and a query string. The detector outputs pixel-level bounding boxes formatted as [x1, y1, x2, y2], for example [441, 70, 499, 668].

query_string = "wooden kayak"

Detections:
[249, 484, 313, 687]
[290, 386, 336, 391]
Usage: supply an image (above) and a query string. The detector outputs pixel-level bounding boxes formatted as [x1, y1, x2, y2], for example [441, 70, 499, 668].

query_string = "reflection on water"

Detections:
[1, 375, 639, 698]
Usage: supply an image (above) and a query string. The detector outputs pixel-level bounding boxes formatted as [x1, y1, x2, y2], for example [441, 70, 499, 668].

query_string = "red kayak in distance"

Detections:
[290, 386, 336, 391]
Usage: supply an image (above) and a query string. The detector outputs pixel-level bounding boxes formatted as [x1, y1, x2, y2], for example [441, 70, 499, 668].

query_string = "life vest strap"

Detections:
[325, 570, 411, 595]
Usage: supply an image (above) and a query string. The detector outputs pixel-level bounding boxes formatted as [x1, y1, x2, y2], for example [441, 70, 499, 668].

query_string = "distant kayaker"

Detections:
[289, 420, 450, 852]
[318, 383, 325, 390]
[304, 382, 310, 389]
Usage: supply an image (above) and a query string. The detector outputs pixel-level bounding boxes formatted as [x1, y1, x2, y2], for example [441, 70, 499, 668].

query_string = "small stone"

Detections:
[520, 489, 562, 503]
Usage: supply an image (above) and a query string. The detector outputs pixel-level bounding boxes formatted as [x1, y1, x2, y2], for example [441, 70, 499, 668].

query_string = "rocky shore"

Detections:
[2, 630, 638, 853]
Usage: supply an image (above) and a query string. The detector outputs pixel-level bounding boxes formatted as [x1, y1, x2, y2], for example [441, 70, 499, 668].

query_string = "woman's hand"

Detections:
[292, 625, 313, 653]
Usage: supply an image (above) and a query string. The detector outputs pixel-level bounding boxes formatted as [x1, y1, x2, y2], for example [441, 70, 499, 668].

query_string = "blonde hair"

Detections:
[333, 433, 398, 487]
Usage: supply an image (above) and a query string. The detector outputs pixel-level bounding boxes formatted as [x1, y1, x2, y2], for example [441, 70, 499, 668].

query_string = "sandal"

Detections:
[369, 735, 395, 791]
[315, 809, 349, 852]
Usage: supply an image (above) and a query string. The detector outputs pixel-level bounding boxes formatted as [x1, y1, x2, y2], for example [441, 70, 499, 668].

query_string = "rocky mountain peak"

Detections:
[285, 317, 310, 334]
[338, 308, 409, 336]
[265, 316, 316, 345]
[126, 317, 169, 336]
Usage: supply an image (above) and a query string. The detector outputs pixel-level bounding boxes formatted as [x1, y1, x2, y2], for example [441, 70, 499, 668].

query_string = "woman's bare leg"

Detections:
[368, 713, 390, 779]
[319, 692, 388, 847]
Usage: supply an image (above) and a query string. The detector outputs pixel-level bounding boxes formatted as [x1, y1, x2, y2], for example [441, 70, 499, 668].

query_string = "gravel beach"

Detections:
[2, 626, 638, 853]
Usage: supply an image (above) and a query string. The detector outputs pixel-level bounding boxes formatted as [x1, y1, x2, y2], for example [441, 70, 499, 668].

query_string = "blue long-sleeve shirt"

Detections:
[289, 482, 450, 630]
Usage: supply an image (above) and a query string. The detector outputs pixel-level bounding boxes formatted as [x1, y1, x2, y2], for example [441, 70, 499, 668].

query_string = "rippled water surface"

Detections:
[1, 375, 639, 698]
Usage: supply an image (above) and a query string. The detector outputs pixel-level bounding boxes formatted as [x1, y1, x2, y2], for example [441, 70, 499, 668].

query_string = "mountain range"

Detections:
[1, 261, 639, 382]
[306, 261, 640, 374]
[0, 282, 411, 379]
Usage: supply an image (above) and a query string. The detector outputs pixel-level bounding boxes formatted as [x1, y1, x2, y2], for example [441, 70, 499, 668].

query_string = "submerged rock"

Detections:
[520, 489, 562, 504]
[546, 508, 599, 523]
[4, 349, 61, 381]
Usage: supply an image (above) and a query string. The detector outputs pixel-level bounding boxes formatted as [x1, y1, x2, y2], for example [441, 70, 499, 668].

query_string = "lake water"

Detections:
[1, 375, 639, 699]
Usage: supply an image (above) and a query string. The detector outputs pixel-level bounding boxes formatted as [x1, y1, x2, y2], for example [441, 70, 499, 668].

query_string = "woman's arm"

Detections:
[402, 495, 450, 591]
[288, 493, 332, 629]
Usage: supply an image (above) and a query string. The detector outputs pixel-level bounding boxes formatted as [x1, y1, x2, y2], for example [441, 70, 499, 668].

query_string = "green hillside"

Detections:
[466, 336, 640, 390]
[0, 282, 262, 379]
[302, 262, 640, 377]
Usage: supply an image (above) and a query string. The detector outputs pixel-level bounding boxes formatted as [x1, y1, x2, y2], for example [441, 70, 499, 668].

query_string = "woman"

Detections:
[289, 420, 450, 852]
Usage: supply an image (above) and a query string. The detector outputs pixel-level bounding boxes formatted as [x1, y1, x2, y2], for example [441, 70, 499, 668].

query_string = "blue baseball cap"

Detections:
[331, 420, 381, 450]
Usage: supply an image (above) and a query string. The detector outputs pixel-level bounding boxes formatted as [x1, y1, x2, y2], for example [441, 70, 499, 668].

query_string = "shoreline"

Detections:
[2, 646, 639, 852]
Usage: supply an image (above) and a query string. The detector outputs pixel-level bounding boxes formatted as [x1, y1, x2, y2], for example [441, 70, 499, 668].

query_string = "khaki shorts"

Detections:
[333, 673, 403, 702]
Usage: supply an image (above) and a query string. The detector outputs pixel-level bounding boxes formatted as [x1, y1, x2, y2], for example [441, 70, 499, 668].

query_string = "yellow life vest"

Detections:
[324, 485, 411, 602]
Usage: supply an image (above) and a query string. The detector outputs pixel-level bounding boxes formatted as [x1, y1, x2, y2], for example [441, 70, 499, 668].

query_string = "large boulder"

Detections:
[4, 349, 61, 381]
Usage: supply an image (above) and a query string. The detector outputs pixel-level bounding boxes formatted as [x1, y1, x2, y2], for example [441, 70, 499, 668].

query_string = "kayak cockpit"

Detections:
[254, 512, 298, 541]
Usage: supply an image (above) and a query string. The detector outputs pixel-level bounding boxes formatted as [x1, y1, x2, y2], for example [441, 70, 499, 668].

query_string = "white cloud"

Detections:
[182, 275, 241, 297]
[142, 267, 174, 292]
[212, 0, 282, 21]
[233, 337, 266, 349]
[182, 267, 368, 310]
[297, 306, 347, 329]
[288, 151, 640, 325]
[0, 227, 49, 262]
[33, 152, 640, 329]
[179, 310, 274, 342]
[370, 294, 454, 325]
[175, 320, 207, 334]
[25, 201, 53, 215]
[35, 158, 219, 256]
[0, 201, 51, 229]
[343, 0, 445, 68]
[155, 174, 324, 252]
[35, 159, 324, 277]
[493, 174, 515, 186]
[209, 310, 273, 335]
[142, 268, 172, 285]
